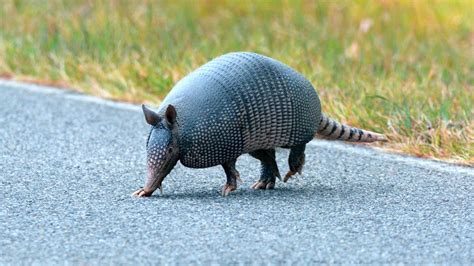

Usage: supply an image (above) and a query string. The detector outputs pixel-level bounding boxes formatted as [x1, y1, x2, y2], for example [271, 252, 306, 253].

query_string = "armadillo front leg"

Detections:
[221, 159, 241, 197]
[249, 149, 281, 190]
[284, 144, 306, 182]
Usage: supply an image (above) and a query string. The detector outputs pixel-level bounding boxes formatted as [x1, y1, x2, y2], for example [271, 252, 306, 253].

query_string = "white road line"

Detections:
[0, 79, 142, 111]
[308, 141, 473, 176]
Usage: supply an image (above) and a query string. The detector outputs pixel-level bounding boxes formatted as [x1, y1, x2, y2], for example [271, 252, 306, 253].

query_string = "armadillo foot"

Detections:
[251, 181, 275, 190]
[132, 188, 152, 197]
[221, 184, 237, 197]
[221, 160, 240, 196]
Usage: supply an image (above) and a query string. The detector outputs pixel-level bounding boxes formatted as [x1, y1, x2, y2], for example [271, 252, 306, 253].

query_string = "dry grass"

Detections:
[0, 0, 472, 165]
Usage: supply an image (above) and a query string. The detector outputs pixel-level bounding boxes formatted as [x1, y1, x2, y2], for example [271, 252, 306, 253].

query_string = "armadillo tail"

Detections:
[316, 113, 387, 142]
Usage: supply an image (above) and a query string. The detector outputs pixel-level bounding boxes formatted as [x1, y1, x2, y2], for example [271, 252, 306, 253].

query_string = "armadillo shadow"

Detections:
[141, 183, 348, 201]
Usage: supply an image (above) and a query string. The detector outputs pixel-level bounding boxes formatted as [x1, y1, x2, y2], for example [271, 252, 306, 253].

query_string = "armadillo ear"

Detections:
[142, 104, 161, 126]
[165, 104, 177, 126]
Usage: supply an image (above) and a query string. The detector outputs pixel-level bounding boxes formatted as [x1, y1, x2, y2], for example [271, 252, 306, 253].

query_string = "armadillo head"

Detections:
[141, 104, 179, 196]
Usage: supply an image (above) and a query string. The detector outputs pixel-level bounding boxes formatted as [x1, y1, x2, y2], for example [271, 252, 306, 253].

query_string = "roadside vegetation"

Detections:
[0, 0, 472, 164]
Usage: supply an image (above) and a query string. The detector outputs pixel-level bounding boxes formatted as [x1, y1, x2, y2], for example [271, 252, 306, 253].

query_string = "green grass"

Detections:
[1, 0, 472, 164]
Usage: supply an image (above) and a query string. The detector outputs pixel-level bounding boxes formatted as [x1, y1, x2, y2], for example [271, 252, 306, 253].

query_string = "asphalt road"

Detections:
[1, 80, 473, 264]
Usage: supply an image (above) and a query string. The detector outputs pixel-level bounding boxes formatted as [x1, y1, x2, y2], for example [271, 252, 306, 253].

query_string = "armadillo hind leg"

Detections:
[221, 159, 241, 197]
[284, 144, 306, 183]
[249, 149, 281, 190]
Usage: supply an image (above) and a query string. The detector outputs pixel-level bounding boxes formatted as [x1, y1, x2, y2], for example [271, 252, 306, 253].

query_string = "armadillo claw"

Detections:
[251, 181, 272, 190]
[221, 184, 237, 197]
[283, 171, 296, 183]
[132, 188, 151, 197]
[250, 181, 260, 189]
[265, 182, 275, 189]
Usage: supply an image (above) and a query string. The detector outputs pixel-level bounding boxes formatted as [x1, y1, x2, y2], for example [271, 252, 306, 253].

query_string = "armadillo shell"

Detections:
[158, 52, 321, 168]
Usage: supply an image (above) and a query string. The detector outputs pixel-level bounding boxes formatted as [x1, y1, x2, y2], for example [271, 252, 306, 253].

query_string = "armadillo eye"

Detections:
[168, 147, 173, 153]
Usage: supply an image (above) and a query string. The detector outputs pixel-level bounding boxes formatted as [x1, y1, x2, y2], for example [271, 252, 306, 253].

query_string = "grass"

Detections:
[0, 0, 472, 165]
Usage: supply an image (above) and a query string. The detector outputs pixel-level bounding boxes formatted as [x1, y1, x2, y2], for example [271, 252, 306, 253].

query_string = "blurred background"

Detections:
[0, 0, 472, 164]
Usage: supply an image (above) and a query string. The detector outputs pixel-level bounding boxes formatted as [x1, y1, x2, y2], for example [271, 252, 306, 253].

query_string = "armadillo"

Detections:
[132, 52, 386, 197]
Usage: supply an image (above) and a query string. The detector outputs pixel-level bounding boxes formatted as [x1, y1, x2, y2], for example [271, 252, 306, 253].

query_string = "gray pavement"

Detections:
[0, 80, 473, 264]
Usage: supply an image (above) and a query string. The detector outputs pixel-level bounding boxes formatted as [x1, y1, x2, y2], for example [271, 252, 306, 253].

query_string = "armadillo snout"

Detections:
[143, 144, 169, 194]
[143, 122, 179, 195]
[147, 143, 168, 171]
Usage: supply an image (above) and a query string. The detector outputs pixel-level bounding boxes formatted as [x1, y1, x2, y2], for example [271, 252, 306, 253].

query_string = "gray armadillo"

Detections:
[132, 52, 385, 197]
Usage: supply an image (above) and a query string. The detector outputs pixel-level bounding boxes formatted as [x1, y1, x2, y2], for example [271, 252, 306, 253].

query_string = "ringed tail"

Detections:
[316, 113, 387, 142]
